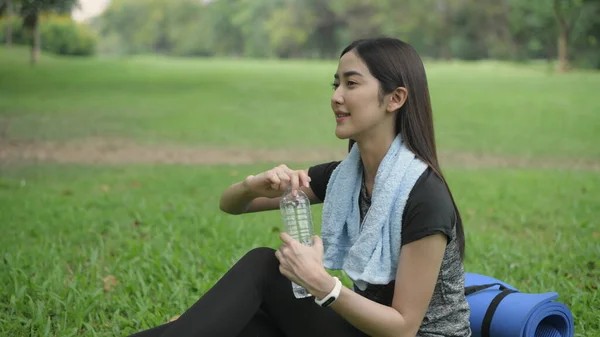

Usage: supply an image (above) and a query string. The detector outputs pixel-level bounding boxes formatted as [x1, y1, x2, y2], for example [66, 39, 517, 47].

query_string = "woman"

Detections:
[128, 37, 472, 337]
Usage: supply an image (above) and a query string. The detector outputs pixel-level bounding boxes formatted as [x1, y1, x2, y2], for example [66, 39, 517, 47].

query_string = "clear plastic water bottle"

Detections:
[280, 188, 315, 299]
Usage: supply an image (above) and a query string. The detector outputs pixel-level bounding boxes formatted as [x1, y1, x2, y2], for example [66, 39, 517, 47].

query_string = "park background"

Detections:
[0, 0, 599, 336]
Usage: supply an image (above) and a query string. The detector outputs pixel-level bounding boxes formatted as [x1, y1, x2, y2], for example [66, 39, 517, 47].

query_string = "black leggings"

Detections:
[127, 247, 368, 337]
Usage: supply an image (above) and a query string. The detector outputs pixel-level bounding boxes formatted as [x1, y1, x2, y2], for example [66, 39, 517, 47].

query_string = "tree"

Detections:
[552, 0, 585, 71]
[95, 0, 216, 56]
[569, 0, 600, 68]
[507, 0, 556, 62]
[304, 0, 340, 59]
[75, 0, 600, 67]
[4, 0, 13, 47]
[263, 1, 316, 58]
[19, 0, 79, 64]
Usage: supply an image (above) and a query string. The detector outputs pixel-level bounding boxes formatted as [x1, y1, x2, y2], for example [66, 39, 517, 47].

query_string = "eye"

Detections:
[347, 81, 357, 87]
[332, 82, 339, 89]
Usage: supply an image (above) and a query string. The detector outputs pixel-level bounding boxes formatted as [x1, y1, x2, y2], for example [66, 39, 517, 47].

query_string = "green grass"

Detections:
[0, 164, 598, 336]
[1, 46, 600, 159]
[1, 46, 599, 336]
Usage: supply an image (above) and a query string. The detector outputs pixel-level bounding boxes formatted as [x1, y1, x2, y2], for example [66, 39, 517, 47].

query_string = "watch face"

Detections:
[322, 297, 336, 307]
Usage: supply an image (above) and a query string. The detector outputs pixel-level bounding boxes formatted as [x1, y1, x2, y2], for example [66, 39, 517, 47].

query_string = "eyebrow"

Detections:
[334, 70, 363, 79]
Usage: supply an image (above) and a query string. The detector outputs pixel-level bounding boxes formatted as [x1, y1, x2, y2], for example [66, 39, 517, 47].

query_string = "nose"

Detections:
[331, 86, 344, 106]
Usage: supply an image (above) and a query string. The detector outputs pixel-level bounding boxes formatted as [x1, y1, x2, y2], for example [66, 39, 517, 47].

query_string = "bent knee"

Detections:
[243, 247, 278, 265]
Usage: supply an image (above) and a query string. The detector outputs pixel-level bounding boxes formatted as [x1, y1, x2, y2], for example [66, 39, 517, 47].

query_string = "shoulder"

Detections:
[409, 168, 454, 208]
[308, 161, 341, 202]
[401, 168, 456, 246]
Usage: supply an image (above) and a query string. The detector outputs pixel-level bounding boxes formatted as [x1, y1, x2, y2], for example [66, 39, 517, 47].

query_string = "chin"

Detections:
[334, 129, 352, 140]
[335, 125, 359, 141]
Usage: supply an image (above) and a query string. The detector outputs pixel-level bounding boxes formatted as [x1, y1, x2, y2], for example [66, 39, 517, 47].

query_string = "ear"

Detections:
[386, 87, 408, 113]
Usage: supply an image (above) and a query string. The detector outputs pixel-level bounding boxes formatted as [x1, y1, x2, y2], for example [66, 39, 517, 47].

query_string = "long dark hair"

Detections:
[341, 37, 466, 260]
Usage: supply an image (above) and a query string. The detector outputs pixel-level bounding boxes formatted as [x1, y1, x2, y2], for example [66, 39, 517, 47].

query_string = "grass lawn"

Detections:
[0, 164, 598, 336]
[1, 46, 599, 336]
[1, 46, 599, 159]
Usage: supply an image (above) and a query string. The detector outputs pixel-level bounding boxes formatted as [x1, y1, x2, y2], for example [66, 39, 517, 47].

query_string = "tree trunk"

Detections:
[552, 0, 581, 73]
[31, 13, 41, 65]
[439, 0, 452, 60]
[501, 0, 517, 60]
[5, 0, 13, 47]
[557, 28, 569, 72]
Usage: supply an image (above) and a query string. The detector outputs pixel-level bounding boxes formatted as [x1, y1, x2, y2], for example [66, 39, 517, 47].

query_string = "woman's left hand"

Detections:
[275, 233, 333, 295]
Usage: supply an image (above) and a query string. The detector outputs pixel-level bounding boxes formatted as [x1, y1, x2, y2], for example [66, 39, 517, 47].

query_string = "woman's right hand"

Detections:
[243, 164, 311, 199]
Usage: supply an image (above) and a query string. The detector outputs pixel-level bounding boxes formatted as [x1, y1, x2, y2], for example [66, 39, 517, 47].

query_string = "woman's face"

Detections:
[331, 50, 389, 141]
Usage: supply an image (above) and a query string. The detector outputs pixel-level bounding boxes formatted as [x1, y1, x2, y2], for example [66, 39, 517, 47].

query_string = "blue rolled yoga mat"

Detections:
[465, 273, 574, 337]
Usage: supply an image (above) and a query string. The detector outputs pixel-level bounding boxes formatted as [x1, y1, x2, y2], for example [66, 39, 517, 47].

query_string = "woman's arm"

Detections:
[218, 177, 261, 214]
[219, 165, 320, 215]
[277, 233, 448, 337]
[329, 233, 447, 337]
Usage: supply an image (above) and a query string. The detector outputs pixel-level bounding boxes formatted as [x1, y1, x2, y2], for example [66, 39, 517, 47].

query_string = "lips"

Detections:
[335, 111, 350, 123]
[335, 110, 350, 118]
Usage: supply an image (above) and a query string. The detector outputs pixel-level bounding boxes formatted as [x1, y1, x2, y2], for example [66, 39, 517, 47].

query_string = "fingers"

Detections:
[275, 249, 289, 278]
[280, 232, 294, 244]
[278, 242, 293, 257]
[285, 167, 311, 192]
[266, 170, 282, 190]
[298, 169, 311, 189]
[277, 240, 297, 262]
[281, 165, 311, 193]
[263, 165, 288, 191]
[275, 248, 283, 262]
[276, 169, 292, 191]
[290, 173, 300, 194]
[276, 164, 293, 192]
[275, 245, 290, 273]
[264, 165, 311, 195]
[312, 235, 324, 254]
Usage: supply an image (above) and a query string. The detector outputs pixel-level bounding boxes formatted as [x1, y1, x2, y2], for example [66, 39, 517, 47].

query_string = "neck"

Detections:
[356, 131, 396, 188]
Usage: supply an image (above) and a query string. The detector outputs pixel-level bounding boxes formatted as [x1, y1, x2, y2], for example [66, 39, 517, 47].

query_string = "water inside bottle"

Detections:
[291, 282, 311, 298]
[280, 188, 315, 298]
[280, 190, 314, 245]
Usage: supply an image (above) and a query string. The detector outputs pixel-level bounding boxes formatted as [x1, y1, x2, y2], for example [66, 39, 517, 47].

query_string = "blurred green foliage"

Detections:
[0, 13, 96, 56]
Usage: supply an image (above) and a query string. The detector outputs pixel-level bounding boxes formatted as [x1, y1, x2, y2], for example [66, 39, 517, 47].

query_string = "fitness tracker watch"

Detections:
[314, 276, 343, 308]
